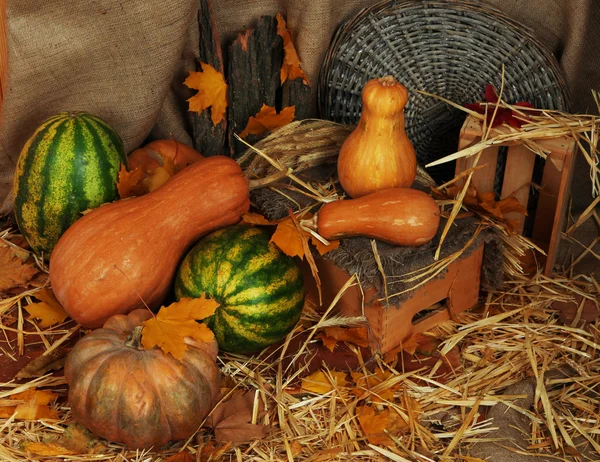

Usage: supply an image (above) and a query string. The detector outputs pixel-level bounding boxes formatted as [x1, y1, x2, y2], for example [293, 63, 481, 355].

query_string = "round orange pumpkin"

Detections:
[128, 139, 204, 174]
[64, 309, 220, 449]
[337, 76, 417, 198]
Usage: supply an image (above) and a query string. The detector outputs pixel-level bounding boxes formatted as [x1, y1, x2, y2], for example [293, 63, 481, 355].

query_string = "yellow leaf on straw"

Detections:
[25, 289, 68, 328]
[301, 370, 348, 394]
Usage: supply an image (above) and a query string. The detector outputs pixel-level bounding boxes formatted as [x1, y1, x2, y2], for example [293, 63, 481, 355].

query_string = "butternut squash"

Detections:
[337, 76, 417, 198]
[317, 188, 440, 246]
[49, 156, 250, 328]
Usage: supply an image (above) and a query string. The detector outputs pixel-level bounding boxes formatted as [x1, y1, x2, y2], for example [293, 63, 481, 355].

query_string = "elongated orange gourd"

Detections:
[337, 76, 417, 198]
[317, 188, 440, 246]
[49, 156, 250, 328]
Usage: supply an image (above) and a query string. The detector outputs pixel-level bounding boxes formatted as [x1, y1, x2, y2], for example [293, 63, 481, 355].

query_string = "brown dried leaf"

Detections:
[0, 245, 38, 292]
[117, 164, 144, 199]
[62, 422, 106, 454]
[16, 349, 67, 379]
[242, 212, 277, 226]
[318, 326, 369, 352]
[166, 451, 195, 462]
[239, 104, 295, 138]
[184, 62, 228, 125]
[275, 14, 310, 85]
[199, 441, 233, 462]
[205, 391, 269, 443]
[23, 442, 76, 456]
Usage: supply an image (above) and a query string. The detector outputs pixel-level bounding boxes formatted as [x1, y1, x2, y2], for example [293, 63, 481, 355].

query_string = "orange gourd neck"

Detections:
[337, 76, 417, 198]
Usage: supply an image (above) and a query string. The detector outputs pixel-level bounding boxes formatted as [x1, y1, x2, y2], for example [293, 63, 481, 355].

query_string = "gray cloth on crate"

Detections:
[251, 178, 504, 306]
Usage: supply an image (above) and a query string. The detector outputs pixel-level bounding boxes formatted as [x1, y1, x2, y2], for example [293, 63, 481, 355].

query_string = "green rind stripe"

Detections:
[13, 111, 125, 256]
[174, 224, 305, 354]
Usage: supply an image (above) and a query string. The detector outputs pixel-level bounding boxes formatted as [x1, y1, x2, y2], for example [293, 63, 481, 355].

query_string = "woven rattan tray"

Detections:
[318, 0, 570, 179]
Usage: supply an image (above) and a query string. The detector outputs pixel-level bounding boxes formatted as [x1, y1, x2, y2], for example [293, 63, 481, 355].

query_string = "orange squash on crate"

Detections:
[337, 76, 417, 198]
[49, 156, 250, 328]
[316, 188, 440, 246]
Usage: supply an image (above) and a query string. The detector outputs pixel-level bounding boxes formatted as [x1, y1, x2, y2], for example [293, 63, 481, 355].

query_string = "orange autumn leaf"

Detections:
[117, 164, 144, 199]
[0, 389, 60, 420]
[165, 451, 195, 462]
[311, 235, 340, 255]
[317, 326, 369, 353]
[351, 369, 396, 403]
[242, 212, 277, 226]
[0, 244, 38, 292]
[23, 442, 76, 456]
[24, 288, 68, 328]
[275, 14, 310, 85]
[141, 295, 218, 360]
[356, 405, 409, 446]
[301, 370, 349, 394]
[239, 104, 295, 138]
[184, 62, 228, 125]
[270, 216, 305, 259]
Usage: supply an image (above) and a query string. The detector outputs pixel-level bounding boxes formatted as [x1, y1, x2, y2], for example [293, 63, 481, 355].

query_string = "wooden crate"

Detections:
[457, 115, 577, 275]
[304, 243, 484, 357]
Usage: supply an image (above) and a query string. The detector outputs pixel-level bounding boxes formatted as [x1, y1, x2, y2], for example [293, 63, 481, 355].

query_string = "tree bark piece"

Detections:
[192, 0, 226, 156]
[228, 16, 284, 157]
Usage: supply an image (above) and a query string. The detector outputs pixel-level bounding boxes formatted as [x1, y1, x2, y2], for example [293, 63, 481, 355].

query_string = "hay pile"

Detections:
[1, 95, 599, 461]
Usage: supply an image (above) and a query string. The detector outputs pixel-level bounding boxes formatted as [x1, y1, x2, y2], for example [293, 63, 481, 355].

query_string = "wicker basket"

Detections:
[318, 0, 570, 179]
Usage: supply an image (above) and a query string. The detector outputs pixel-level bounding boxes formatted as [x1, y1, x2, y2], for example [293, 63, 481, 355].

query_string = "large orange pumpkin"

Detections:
[337, 76, 417, 198]
[49, 155, 250, 328]
[64, 309, 220, 449]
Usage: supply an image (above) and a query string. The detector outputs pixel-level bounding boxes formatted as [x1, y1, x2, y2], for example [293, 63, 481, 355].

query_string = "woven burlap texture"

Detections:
[0, 0, 199, 213]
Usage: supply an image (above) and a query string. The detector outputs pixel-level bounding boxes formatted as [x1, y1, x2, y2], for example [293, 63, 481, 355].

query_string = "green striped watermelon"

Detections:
[13, 111, 126, 257]
[174, 224, 305, 354]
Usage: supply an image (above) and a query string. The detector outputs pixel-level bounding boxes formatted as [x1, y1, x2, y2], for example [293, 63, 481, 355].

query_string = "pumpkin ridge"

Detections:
[140, 351, 174, 442]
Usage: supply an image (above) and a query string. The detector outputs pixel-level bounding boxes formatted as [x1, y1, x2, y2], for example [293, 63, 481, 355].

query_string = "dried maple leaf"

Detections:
[205, 391, 269, 443]
[16, 349, 67, 379]
[199, 441, 233, 462]
[0, 389, 59, 420]
[239, 104, 295, 138]
[242, 212, 276, 226]
[185, 62, 228, 125]
[311, 235, 340, 255]
[275, 14, 310, 85]
[356, 405, 410, 446]
[117, 164, 144, 199]
[24, 288, 68, 328]
[0, 244, 38, 292]
[23, 442, 76, 456]
[270, 216, 305, 259]
[351, 369, 396, 403]
[166, 451, 195, 462]
[141, 295, 218, 360]
[301, 370, 349, 394]
[317, 326, 369, 353]
[62, 422, 106, 454]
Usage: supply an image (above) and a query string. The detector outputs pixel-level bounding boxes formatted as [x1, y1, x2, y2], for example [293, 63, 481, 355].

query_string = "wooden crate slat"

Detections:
[500, 144, 536, 234]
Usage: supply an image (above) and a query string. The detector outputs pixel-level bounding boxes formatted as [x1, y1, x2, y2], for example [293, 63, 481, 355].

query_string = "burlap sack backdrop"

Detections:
[1, 0, 599, 272]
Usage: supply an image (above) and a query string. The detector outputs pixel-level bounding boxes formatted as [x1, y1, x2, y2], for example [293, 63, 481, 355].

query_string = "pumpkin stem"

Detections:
[378, 76, 399, 87]
[125, 325, 145, 350]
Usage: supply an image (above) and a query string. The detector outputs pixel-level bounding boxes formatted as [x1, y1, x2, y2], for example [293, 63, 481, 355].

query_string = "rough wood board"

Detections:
[228, 16, 283, 157]
[192, 0, 226, 156]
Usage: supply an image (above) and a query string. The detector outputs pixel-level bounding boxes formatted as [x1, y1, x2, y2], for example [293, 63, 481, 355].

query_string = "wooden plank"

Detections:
[0, 0, 7, 124]
[192, 0, 226, 156]
[501, 144, 536, 234]
[542, 139, 577, 275]
[466, 146, 499, 194]
[530, 139, 576, 271]
[228, 16, 283, 157]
